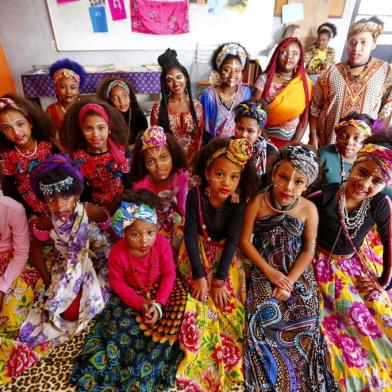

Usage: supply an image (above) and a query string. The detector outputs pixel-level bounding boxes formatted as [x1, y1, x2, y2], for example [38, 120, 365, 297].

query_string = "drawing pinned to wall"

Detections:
[130, 0, 189, 35]
[226, 0, 248, 13]
[108, 0, 126, 20]
[89, 0, 109, 32]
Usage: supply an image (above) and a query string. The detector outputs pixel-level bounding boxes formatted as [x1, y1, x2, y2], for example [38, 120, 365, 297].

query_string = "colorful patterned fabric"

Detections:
[305, 44, 335, 73]
[176, 236, 246, 392]
[215, 43, 248, 69]
[106, 80, 130, 100]
[310, 59, 392, 147]
[208, 138, 252, 168]
[335, 119, 372, 138]
[141, 125, 166, 150]
[313, 247, 392, 391]
[53, 68, 80, 85]
[0, 250, 43, 385]
[200, 84, 252, 138]
[19, 202, 110, 349]
[70, 280, 187, 391]
[245, 214, 337, 391]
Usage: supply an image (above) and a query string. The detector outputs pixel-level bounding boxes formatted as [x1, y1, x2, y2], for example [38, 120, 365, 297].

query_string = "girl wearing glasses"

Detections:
[151, 49, 204, 166]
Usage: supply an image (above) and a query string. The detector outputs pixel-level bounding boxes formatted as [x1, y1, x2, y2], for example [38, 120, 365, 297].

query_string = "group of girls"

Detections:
[0, 38, 391, 392]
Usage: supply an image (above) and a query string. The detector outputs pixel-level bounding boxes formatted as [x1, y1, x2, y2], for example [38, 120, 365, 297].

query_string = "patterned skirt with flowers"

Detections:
[176, 236, 246, 392]
[0, 249, 44, 384]
[70, 279, 187, 392]
[313, 247, 392, 391]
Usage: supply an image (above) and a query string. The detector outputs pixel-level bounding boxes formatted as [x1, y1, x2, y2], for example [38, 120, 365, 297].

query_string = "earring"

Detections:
[205, 186, 212, 198]
[231, 191, 240, 203]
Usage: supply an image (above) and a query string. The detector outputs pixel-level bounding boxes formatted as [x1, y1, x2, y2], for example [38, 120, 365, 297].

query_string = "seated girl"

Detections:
[234, 99, 277, 188]
[176, 138, 257, 391]
[130, 126, 188, 249]
[70, 189, 187, 391]
[96, 76, 147, 145]
[240, 145, 338, 391]
[60, 98, 131, 208]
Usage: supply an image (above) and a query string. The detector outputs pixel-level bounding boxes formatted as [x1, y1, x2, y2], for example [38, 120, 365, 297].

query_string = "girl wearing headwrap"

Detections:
[234, 99, 277, 188]
[15, 155, 110, 377]
[60, 98, 131, 208]
[305, 22, 337, 83]
[310, 16, 392, 148]
[71, 189, 187, 391]
[96, 76, 147, 145]
[311, 144, 392, 390]
[254, 37, 313, 149]
[150, 48, 204, 166]
[200, 42, 252, 140]
[240, 144, 338, 391]
[130, 126, 188, 252]
[46, 58, 86, 130]
[176, 138, 257, 391]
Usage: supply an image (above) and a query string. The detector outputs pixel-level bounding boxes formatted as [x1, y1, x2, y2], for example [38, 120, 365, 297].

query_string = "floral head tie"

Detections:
[0, 97, 28, 117]
[207, 138, 252, 168]
[111, 201, 157, 237]
[141, 126, 167, 150]
[334, 119, 372, 138]
[355, 144, 392, 186]
[106, 80, 130, 100]
[215, 43, 247, 70]
[276, 145, 319, 185]
[53, 68, 81, 85]
[78, 103, 110, 129]
[235, 102, 268, 128]
[348, 20, 383, 40]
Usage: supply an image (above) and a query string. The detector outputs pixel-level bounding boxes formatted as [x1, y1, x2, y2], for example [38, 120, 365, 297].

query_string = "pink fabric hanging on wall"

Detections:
[130, 0, 189, 35]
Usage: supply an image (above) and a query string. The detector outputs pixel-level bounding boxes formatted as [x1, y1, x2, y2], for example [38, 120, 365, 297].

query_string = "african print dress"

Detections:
[245, 214, 337, 392]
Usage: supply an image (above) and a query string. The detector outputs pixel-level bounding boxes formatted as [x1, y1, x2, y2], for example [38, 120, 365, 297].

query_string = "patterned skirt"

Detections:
[70, 280, 187, 392]
[313, 248, 392, 391]
[0, 249, 44, 385]
[157, 207, 184, 257]
[176, 236, 246, 392]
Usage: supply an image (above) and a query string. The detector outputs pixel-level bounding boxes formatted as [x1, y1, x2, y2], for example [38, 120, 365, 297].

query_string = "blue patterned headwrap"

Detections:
[111, 201, 157, 237]
[235, 101, 268, 128]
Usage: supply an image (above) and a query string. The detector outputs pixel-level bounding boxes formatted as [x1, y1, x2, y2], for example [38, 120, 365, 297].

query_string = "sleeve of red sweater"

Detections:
[108, 239, 145, 311]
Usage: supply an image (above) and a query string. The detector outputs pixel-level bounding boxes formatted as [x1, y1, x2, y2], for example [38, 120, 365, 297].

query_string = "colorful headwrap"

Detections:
[207, 138, 252, 168]
[334, 119, 372, 138]
[215, 43, 248, 70]
[141, 126, 167, 150]
[30, 154, 84, 201]
[276, 145, 319, 185]
[78, 103, 110, 128]
[111, 201, 158, 237]
[235, 101, 268, 128]
[348, 18, 383, 40]
[355, 144, 392, 186]
[53, 68, 81, 85]
[0, 97, 28, 117]
[106, 80, 130, 100]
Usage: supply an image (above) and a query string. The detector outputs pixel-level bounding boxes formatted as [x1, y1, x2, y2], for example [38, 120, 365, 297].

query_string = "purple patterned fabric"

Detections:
[21, 70, 161, 97]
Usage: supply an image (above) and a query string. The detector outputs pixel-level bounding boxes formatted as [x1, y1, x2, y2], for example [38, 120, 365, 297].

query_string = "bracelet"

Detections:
[98, 208, 112, 230]
[211, 279, 225, 288]
[32, 224, 50, 241]
[152, 302, 163, 319]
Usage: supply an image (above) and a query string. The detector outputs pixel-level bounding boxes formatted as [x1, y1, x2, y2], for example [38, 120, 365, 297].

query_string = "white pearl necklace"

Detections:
[15, 140, 38, 158]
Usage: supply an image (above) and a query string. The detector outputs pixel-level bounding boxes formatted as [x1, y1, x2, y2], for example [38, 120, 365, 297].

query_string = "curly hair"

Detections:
[0, 94, 56, 151]
[129, 131, 187, 183]
[49, 58, 87, 88]
[59, 97, 129, 152]
[108, 189, 161, 216]
[193, 137, 257, 200]
[96, 76, 147, 144]
[156, 48, 199, 138]
[211, 42, 250, 71]
[317, 22, 337, 38]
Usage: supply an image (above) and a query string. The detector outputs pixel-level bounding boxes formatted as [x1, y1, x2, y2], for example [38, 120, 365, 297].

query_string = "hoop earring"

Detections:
[231, 191, 240, 203]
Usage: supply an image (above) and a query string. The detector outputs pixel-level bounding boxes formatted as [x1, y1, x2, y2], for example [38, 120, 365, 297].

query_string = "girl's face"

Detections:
[205, 155, 242, 202]
[55, 77, 79, 106]
[219, 58, 243, 88]
[165, 67, 187, 96]
[335, 125, 364, 159]
[278, 42, 301, 73]
[235, 117, 261, 145]
[125, 220, 157, 257]
[271, 160, 308, 206]
[0, 109, 34, 148]
[82, 113, 110, 153]
[45, 193, 79, 221]
[143, 144, 173, 185]
[109, 86, 131, 113]
[317, 32, 330, 50]
[347, 31, 376, 66]
[346, 160, 386, 202]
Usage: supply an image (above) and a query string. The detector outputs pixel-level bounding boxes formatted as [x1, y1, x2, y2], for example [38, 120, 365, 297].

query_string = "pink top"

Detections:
[132, 169, 188, 217]
[0, 196, 30, 293]
[108, 234, 176, 311]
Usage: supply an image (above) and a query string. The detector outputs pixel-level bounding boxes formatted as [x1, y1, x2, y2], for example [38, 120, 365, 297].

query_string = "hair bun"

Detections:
[157, 48, 179, 69]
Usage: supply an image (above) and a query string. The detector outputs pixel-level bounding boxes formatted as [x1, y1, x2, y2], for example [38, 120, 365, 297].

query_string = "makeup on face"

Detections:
[125, 220, 157, 257]
[335, 125, 364, 159]
[45, 193, 79, 222]
[278, 42, 301, 72]
[82, 113, 110, 153]
[55, 76, 79, 105]
[234, 116, 261, 145]
[347, 31, 375, 66]
[219, 58, 243, 88]
[143, 144, 173, 185]
[0, 109, 34, 148]
[110, 86, 131, 113]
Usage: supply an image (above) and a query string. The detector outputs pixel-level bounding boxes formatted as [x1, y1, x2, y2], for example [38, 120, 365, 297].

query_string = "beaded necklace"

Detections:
[128, 250, 154, 299]
[217, 87, 237, 110]
[264, 186, 299, 214]
[15, 140, 38, 158]
[344, 57, 371, 82]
